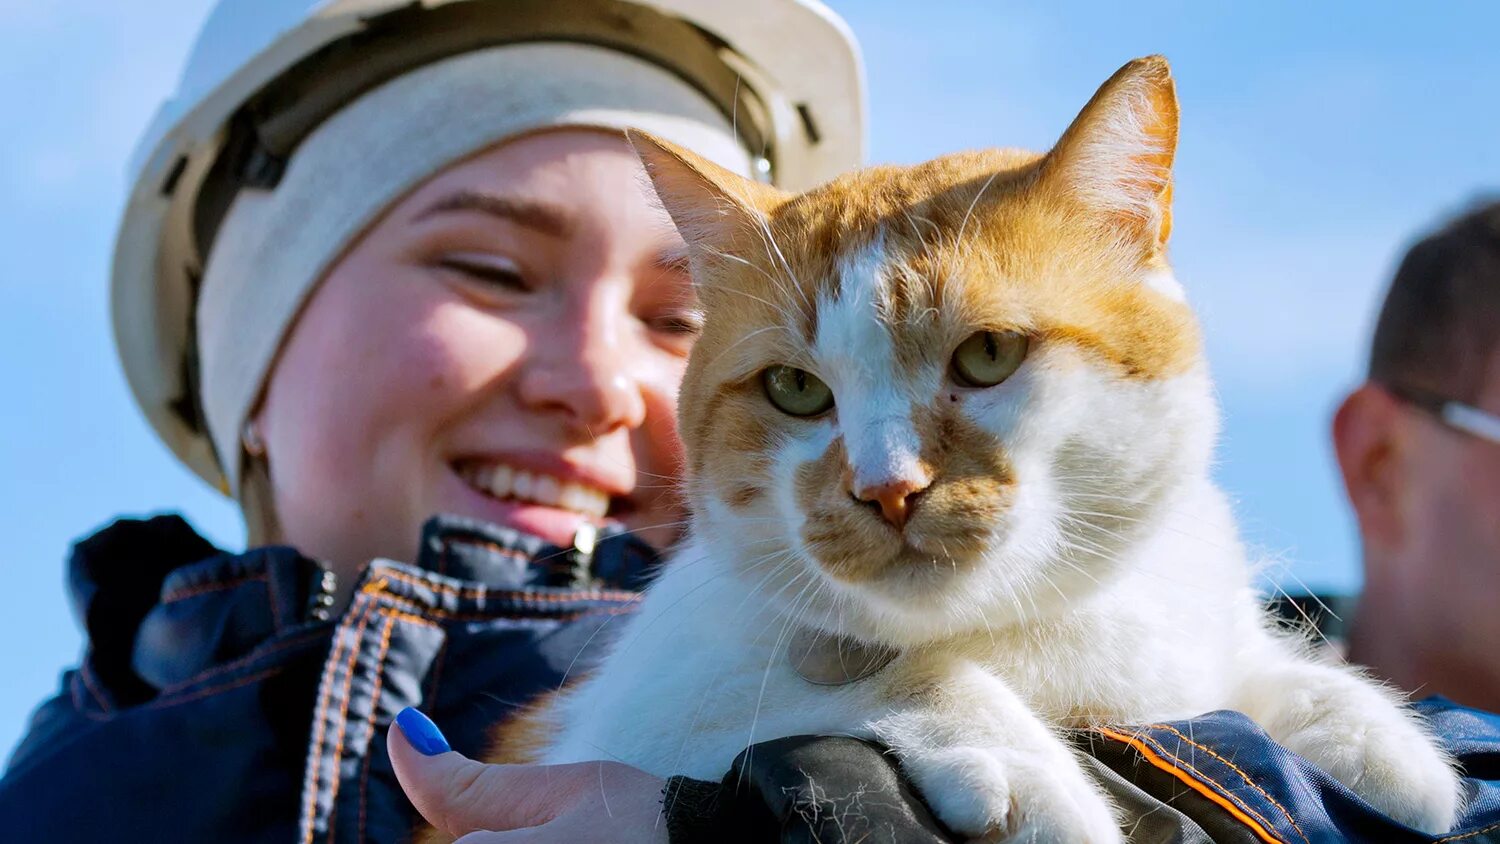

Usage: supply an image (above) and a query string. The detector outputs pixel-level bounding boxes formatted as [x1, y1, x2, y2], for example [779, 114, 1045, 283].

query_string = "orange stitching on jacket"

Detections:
[348, 613, 397, 844]
[78, 661, 113, 714]
[442, 536, 532, 563]
[68, 672, 110, 722]
[364, 575, 637, 621]
[299, 603, 354, 844]
[295, 576, 631, 842]
[265, 567, 284, 631]
[375, 568, 639, 604]
[137, 664, 288, 711]
[386, 610, 441, 628]
[154, 629, 325, 704]
[1137, 730, 1287, 842]
[1094, 726, 1286, 844]
[1437, 820, 1500, 842]
[1150, 723, 1310, 844]
[301, 596, 375, 844]
[160, 573, 266, 604]
[374, 589, 638, 624]
[317, 597, 381, 843]
[69, 631, 327, 724]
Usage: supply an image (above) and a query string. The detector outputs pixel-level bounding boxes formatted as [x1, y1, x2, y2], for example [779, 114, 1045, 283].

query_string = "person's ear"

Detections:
[1332, 383, 1406, 551]
[239, 405, 282, 547]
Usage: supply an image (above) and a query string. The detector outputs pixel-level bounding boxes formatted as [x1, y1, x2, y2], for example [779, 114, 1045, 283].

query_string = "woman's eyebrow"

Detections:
[412, 190, 572, 237]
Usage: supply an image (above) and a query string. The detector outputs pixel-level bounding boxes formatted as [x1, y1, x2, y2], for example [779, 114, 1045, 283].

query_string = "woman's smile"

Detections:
[449, 455, 636, 547]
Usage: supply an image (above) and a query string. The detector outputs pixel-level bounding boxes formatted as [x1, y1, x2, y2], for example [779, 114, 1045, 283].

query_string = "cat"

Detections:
[496, 56, 1462, 842]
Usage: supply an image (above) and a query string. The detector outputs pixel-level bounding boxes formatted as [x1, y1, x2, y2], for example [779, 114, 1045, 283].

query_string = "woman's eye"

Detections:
[649, 313, 704, 336]
[951, 330, 1029, 387]
[436, 254, 529, 291]
[762, 365, 834, 417]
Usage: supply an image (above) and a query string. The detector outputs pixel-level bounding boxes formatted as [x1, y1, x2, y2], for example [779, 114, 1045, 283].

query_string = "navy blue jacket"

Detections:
[4, 514, 1500, 843]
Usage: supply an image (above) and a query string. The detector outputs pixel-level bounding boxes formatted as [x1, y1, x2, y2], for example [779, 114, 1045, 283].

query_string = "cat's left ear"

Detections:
[1042, 55, 1179, 259]
[627, 130, 787, 254]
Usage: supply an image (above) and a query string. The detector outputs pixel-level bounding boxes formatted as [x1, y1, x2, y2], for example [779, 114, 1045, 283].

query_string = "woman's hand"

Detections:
[389, 709, 669, 843]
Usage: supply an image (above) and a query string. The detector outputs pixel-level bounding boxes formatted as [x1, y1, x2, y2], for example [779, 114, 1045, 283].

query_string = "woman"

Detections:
[0, 1, 891, 841]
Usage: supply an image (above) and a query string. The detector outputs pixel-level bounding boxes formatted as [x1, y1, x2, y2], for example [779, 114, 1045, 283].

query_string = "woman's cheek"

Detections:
[627, 352, 690, 548]
[406, 299, 531, 399]
[643, 353, 689, 461]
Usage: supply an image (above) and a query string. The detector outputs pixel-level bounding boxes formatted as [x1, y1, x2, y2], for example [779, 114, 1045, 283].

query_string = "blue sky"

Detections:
[1, 0, 1496, 758]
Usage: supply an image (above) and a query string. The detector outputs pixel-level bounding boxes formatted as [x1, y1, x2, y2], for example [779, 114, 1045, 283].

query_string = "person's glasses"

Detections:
[1382, 383, 1500, 446]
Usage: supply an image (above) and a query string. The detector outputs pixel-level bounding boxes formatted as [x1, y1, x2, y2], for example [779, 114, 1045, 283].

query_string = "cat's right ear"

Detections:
[1041, 55, 1179, 261]
[627, 130, 786, 252]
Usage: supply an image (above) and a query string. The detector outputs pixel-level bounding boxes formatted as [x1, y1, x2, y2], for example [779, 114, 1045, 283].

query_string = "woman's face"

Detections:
[255, 129, 698, 573]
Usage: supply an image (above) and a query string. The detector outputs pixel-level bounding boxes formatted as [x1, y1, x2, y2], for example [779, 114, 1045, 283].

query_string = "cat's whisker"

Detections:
[1261, 576, 1339, 654]
[697, 245, 786, 294]
[748, 207, 813, 315]
[1057, 507, 1248, 556]
[738, 570, 825, 786]
[731, 554, 809, 624]
[1046, 552, 1104, 586]
[694, 275, 803, 327]
[664, 555, 810, 781]
[605, 547, 798, 663]
[701, 324, 797, 379]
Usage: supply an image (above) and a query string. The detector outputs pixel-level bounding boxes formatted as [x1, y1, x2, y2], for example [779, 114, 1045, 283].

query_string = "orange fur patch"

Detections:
[410, 823, 456, 844]
[480, 687, 568, 766]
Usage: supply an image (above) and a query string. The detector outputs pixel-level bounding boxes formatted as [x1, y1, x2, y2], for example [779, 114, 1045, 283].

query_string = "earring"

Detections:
[242, 420, 267, 458]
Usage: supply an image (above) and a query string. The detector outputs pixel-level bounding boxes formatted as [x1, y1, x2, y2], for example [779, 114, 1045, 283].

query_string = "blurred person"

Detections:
[0, 1, 887, 841]
[1334, 200, 1500, 710]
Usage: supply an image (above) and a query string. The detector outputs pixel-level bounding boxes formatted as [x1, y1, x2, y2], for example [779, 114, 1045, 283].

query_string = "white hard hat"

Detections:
[113, 0, 867, 493]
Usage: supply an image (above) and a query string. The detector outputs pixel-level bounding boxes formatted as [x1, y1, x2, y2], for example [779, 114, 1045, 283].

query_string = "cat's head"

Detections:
[638, 56, 1216, 645]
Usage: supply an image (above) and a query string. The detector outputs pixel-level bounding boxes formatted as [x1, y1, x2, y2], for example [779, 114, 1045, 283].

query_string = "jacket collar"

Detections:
[411, 513, 659, 592]
[68, 513, 660, 698]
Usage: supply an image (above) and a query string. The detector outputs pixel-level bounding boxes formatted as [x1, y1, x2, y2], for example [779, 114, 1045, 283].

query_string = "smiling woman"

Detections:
[253, 130, 696, 580]
[0, 0, 870, 841]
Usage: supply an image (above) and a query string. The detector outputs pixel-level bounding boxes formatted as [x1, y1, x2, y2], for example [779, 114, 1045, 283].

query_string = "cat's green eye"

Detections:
[762, 366, 834, 417]
[951, 330, 1029, 387]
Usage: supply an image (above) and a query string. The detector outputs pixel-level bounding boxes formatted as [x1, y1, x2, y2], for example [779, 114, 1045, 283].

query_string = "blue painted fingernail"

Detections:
[396, 707, 450, 756]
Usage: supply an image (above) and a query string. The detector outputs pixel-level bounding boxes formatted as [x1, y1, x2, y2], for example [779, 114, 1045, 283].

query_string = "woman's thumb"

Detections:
[389, 708, 552, 837]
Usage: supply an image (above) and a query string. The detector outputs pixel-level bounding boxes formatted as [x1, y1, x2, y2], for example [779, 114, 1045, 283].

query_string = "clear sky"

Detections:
[1, 0, 1496, 759]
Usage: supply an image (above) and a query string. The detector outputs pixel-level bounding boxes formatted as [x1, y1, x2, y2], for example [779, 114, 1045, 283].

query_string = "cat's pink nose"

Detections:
[855, 477, 930, 529]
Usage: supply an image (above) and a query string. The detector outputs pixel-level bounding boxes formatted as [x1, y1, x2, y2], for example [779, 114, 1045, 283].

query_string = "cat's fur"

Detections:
[503, 57, 1462, 841]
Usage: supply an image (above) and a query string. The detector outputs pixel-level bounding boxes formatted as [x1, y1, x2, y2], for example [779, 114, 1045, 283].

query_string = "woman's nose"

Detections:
[517, 303, 647, 436]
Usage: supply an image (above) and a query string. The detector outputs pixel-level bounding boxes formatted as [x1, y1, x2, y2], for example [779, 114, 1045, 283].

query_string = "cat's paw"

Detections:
[1281, 706, 1461, 833]
[900, 744, 1120, 843]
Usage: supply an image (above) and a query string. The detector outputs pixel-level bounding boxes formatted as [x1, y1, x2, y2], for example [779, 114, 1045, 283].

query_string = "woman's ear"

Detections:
[241, 418, 267, 458]
[1333, 384, 1406, 552]
[238, 408, 282, 548]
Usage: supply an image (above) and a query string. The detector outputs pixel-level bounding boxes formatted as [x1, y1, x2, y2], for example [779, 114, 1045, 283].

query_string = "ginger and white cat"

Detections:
[514, 57, 1461, 841]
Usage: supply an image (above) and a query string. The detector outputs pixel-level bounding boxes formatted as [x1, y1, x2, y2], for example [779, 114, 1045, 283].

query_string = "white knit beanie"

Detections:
[196, 42, 752, 493]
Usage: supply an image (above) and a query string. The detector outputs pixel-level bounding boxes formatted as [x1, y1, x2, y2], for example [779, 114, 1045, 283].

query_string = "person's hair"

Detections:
[1370, 198, 1500, 403]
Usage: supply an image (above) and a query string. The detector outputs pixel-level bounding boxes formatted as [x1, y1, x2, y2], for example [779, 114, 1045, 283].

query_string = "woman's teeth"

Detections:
[459, 462, 610, 519]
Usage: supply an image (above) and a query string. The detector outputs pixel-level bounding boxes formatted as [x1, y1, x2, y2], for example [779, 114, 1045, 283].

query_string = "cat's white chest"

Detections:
[543, 560, 893, 778]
